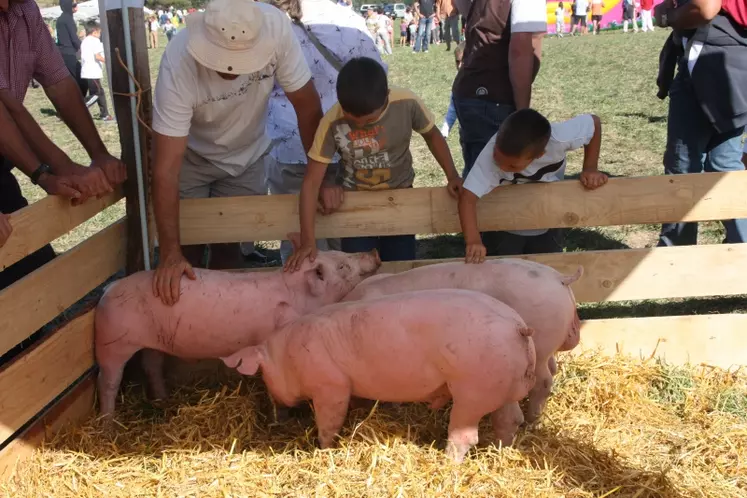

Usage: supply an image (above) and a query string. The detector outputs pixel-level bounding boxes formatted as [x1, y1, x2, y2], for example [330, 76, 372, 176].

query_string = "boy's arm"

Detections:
[421, 127, 462, 198]
[458, 189, 487, 264]
[285, 160, 328, 272]
[579, 114, 607, 190]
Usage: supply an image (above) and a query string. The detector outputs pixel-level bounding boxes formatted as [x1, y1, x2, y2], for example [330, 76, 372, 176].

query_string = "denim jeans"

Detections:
[658, 70, 747, 246]
[453, 97, 515, 177]
[414, 17, 432, 52]
[341, 235, 416, 262]
[490, 229, 565, 256]
[444, 14, 460, 48]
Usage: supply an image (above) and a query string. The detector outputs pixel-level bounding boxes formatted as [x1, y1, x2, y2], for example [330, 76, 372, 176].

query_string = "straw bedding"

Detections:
[3, 352, 746, 497]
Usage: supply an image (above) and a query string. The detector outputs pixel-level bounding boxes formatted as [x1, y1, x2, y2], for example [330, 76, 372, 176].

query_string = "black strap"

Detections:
[292, 19, 344, 72]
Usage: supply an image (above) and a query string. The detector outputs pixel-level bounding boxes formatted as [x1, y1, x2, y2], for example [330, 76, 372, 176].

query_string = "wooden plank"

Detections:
[107, 7, 154, 274]
[0, 311, 95, 445]
[0, 221, 125, 358]
[576, 314, 747, 369]
[179, 171, 747, 244]
[0, 191, 122, 271]
[0, 375, 95, 480]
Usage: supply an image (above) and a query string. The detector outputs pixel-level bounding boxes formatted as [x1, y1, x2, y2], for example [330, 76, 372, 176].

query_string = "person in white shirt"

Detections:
[555, 2, 566, 37]
[266, 0, 385, 263]
[571, 0, 589, 35]
[376, 6, 393, 55]
[149, 16, 160, 49]
[79, 21, 112, 121]
[151, 0, 323, 306]
[458, 109, 607, 262]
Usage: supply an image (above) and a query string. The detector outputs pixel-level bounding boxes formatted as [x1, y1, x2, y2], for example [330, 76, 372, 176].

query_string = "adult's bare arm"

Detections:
[670, 0, 722, 29]
[286, 80, 324, 154]
[508, 32, 544, 110]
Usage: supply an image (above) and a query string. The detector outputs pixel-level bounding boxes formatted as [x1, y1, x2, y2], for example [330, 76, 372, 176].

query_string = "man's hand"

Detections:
[91, 153, 128, 186]
[69, 164, 114, 205]
[284, 243, 317, 273]
[465, 242, 487, 264]
[0, 214, 12, 248]
[579, 170, 608, 190]
[37, 172, 83, 200]
[447, 177, 463, 198]
[153, 250, 197, 306]
[318, 185, 344, 215]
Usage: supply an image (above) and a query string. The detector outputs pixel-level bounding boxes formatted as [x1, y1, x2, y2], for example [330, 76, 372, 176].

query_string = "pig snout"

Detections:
[356, 249, 382, 277]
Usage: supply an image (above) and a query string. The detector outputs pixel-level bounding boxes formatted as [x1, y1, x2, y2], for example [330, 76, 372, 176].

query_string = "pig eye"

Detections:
[316, 266, 325, 281]
[338, 264, 345, 270]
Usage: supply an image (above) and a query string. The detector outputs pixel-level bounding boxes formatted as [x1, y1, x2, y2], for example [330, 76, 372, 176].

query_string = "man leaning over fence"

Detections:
[0, 0, 127, 291]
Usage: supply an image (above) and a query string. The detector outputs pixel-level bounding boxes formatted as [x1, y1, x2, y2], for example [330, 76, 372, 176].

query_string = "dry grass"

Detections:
[3, 353, 746, 497]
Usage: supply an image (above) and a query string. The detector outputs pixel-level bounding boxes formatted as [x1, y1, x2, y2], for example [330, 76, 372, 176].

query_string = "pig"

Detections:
[94, 250, 381, 416]
[342, 259, 582, 423]
[221, 289, 537, 462]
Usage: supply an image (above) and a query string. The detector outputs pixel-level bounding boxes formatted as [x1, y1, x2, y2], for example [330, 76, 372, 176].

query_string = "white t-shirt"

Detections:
[150, 20, 159, 32]
[555, 7, 564, 20]
[574, 0, 589, 15]
[152, 2, 312, 176]
[464, 114, 596, 236]
[80, 35, 104, 80]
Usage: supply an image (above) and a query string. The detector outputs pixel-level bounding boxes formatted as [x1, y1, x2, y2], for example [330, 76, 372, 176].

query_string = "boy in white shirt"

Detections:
[458, 109, 607, 263]
[80, 21, 113, 122]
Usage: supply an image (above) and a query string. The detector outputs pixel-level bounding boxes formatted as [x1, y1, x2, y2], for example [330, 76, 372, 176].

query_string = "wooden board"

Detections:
[0, 311, 95, 445]
[0, 191, 122, 270]
[179, 171, 747, 244]
[576, 314, 747, 369]
[0, 221, 125, 358]
[0, 375, 94, 480]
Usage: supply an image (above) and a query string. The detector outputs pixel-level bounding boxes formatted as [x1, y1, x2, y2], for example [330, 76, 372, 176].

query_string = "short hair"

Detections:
[376, 6, 383, 14]
[494, 109, 552, 157]
[336, 57, 388, 117]
[84, 21, 101, 35]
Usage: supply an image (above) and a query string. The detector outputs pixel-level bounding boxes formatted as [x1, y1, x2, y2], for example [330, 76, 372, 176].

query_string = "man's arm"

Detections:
[669, 0, 722, 29]
[508, 32, 544, 110]
[285, 80, 323, 154]
[421, 127, 462, 197]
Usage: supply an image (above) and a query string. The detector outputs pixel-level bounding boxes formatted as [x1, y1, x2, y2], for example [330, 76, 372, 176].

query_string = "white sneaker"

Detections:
[440, 123, 450, 137]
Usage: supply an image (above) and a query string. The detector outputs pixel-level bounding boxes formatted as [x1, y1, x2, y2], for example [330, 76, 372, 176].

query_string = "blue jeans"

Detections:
[341, 235, 416, 262]
[658, 70, 747, 246]
[453, 97, 515, 177]
[444, 94, 457, 130]
[414, 17, 432, 52]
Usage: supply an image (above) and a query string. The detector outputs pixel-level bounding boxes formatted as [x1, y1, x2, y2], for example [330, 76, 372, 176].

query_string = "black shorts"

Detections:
[622, 5, 635, 20]
[572, 14, 587, 26]
[592, 14, 602, 22]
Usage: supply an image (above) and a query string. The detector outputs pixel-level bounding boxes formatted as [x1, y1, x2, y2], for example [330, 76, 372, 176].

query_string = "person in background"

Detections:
[622, 0, 639, 33]
[266, 0, 384, 264]
[571, 0, 589, 34]
[404, 6, 414, 46]
[413, 0, 435, 53]
[56, 0, 89, 100]
[337, 0, 354, 9]
[0, 213, 11, 249]
[591, 0, 604, 34]
[440, 41, 464, 137]
[459, 109, 607, 262]
[375, 7, 392, 55]
[431, 13, 440, 45]
[438, 0, 460, 51]
[287, 57, 462, 267]
[399, 16, 409, 47]
[80, 21, 113, 122]
[163, 19, 176, 42]
[0, 0, 127, 291]
[639, 0, 654, 32]
[408, 6, 419, 47]
[149, 15, 159, 49]
[556, 2, 566, 37]
[366, 8, 378, 40]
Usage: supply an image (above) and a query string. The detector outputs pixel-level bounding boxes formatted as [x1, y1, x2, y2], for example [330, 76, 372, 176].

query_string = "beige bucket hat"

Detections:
[186, 0, 273, 75]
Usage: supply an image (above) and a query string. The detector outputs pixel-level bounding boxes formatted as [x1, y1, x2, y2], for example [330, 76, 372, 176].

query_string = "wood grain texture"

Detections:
[0, 221, 125, 358]
[0, 191, 122, 270]
[179, 171, 747, 244]
[0, 312, 94, 445]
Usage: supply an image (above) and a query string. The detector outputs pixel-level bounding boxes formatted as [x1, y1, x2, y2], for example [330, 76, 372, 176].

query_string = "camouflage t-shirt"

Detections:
[307, 87, 435, 191]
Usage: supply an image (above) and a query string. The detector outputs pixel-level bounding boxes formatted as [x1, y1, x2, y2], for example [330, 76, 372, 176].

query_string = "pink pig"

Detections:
[94, 250, 381, 416]
[221, 289, 537, 462]
[342, 259, 582, 422]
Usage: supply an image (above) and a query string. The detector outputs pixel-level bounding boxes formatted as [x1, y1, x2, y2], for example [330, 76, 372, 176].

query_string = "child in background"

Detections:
[440, 42, 465, 137]
[286, 57, 462, 267]
[458, 109, 607, 262]
[148, 16, 159, 49]
[163, 19, 177, 42]
[80, 21, 113, 122]
[591, 0, 604, 34]
[555, 2, 565, 37]
[400, 17, 408, 47]
[376, 7, 393, 55]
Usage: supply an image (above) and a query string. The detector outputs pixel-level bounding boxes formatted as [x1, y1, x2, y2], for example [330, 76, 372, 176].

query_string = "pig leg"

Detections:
[445, 400, 487, 463]
[548, 356, 558, 376]
[491, 401, 524, 448]
[312, 388, 352, 449]
[525, 359, 553, 424]
[141, 349, 167, 401]
[97, 359, 128, 416]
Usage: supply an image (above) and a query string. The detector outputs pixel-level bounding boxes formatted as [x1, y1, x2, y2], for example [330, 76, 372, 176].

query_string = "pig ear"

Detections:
[305, 263, 326, 297]
[221, 347, 262, 376]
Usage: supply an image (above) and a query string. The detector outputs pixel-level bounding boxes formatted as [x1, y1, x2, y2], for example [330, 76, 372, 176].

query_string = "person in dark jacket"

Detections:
[56, 0, 92, 103]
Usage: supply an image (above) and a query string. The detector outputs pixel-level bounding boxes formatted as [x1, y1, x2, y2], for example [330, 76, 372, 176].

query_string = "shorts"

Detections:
[401, 30, 407, 36]
[592, 14, 602, 22]
[179, 148, 268, 199]
[623, 5, 635, 20]
[572, 14, 587, 26]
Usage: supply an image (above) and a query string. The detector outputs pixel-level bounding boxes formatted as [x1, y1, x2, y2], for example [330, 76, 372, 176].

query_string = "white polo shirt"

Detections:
[152, 3, 311, 176]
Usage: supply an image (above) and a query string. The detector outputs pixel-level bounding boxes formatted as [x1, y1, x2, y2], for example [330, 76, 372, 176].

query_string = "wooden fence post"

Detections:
[105, 1, 154, 274]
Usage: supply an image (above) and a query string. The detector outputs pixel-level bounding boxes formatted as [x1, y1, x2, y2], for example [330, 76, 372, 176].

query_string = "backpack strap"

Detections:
[292, 19, 344, 72]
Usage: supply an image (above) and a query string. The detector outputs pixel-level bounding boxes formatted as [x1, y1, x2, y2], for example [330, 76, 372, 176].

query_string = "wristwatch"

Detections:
[30, 163, 52, 185]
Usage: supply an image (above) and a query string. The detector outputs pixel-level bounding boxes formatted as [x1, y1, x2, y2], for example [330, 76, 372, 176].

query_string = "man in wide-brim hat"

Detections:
[151, 0, 323, 306]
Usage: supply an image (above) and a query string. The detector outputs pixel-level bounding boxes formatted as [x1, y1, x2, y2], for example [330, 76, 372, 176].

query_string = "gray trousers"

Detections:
[266, 156, 341, 263]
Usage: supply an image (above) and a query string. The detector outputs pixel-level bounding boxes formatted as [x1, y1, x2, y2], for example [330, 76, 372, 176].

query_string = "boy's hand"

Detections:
[318, 185, 344, 215]
[465, 243, 487, 264]
[446, 177, 463, 198]
[284, 244, 317, 273]
[579, 170, 608, 190]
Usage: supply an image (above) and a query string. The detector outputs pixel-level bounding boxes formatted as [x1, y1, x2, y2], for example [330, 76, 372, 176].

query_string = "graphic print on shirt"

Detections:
[498, 159, 566, 185]
[335, 123, 392, 190]
[197, 61, 276, 108]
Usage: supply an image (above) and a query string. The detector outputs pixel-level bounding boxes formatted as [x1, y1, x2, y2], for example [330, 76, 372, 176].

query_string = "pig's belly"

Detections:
[347, 364, 446, 403]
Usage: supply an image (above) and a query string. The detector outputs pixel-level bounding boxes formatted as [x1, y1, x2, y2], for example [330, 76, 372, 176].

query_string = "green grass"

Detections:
[18, 29, 744, 317]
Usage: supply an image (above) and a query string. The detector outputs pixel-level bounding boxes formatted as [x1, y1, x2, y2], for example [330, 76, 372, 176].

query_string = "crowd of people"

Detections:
[0, 0, 746, 306]
[556, 0, 658, 36]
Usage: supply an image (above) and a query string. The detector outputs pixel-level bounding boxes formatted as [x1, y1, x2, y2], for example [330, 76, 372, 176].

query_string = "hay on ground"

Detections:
[2, 352, 746, 497]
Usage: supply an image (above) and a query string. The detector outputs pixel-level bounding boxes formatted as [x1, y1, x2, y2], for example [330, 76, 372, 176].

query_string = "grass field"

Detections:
[17, 28, 744, 317]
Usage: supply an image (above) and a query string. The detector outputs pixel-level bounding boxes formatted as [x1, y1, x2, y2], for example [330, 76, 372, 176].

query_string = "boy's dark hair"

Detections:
[376, 6, 384, 14]
[336, 57, 388, 117]
[84, 21, 101, 35]
[495, 109, 552, 157]
[559, 2, 564, 8]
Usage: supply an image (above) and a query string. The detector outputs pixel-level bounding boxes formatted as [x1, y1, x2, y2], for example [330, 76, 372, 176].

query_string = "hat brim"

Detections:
[186, 11, 273, 75]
